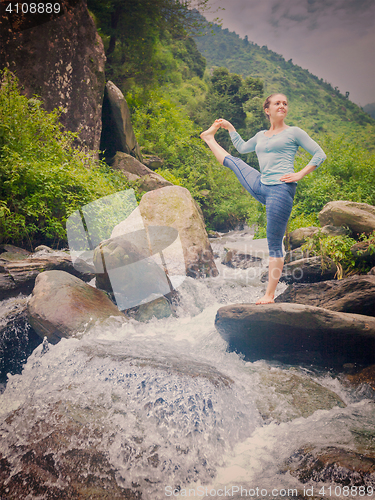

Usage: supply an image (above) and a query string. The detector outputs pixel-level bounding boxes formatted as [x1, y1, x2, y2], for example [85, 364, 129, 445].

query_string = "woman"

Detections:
[200, 93, 326, 304]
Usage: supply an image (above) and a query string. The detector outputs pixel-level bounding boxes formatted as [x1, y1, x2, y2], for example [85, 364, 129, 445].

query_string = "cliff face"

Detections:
[0, 0, 106, 151]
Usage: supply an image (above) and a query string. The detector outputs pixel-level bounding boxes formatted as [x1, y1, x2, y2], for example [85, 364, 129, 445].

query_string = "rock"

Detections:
[100, 81, 142, 161]
[114, 186, 218, 279]
[345, 365, 375, 391]
[93, 231, 172, 310]
[222, 249, 262, 269]
[0, 244, 31, 256]
[255, 367, 345, 423]
[0, 347, 232, 498]
[215, 303, 375, 367]
[0, 297, 41, 383]
[321, 224, 349, 237]
[128, 297, 174, 322]
[369, 267, 375, 275]
[208, 230, 221, 239]
[275, 274, 375, 317]
[276, 256, 337, 284]
[0, 0, 106, 151]
[288, 226, 319, 250]
[284, 247, 304, 264]
[319, 201, 375, 235]
[284, 446, 375, 487]
[142, 155, 164, 170]
[0, 402, 142, 500]
[110, 151, 172, 192]
[34, 245, 55, 253]
[27, 270, 125, 343]
[0, 250, 94, 301]
[351, 240, 375, 265]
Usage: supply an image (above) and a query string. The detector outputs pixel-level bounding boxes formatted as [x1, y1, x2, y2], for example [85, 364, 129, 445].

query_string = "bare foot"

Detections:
[200, 121, 221, 142]
[256, 294, 275, 305]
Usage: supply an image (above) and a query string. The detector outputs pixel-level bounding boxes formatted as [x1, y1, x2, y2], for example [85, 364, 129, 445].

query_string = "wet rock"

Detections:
[345, 365, 375, 391]
[130, 296, 174, 322]
[27, 270, 125, 343]
[82, 345, 234, 388]
[100, 81, 142, 161]
[0, 297, 41, 383]
[222, 249, 262, 269]
[283, 446, 375, 486]
[0, 250, 94, 300]
[288, 226, 319, 250]
[215, 303, 375, 367]
[255, 367, 345, 423]
[0, 0, 106, 150]
[0, 403, 142, 500]
[275, 274, 375, 317]
[319, 201, 375, 235]
[113, 186, 218, 279]
[110, 151, 172, 192]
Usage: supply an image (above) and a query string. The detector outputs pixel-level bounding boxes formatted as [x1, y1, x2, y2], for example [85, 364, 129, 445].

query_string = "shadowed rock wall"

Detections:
[0, 0, 106, 151]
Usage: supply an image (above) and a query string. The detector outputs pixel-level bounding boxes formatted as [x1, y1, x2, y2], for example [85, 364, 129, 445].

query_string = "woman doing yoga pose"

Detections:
[200, 93, 326, 304]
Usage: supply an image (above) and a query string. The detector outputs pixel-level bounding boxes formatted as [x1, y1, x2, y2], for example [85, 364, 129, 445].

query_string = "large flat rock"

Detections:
[275, 274, 375, 317]
[215, 303, 375, 367]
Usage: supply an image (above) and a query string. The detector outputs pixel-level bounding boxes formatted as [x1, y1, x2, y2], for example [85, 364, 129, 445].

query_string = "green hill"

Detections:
[363, 103, 375, 120]
[194, 23, 375, 149]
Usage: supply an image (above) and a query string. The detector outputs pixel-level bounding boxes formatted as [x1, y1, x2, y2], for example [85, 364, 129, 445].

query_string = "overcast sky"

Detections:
[202, 0, 375, 106]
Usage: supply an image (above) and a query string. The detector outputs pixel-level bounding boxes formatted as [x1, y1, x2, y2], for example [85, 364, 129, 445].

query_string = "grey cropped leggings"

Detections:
[224, 155, 296, 258]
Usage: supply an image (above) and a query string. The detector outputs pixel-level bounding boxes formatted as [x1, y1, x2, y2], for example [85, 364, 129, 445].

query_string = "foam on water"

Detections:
[0, 237, 374, 499]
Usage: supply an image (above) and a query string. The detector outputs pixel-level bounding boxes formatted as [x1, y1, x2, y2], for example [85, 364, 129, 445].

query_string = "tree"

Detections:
[197, 67, 266, 151]
[87, 0, 214, 88]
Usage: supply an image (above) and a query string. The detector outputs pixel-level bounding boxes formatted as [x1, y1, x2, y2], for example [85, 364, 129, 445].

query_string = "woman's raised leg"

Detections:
[200, 121, 229, 165]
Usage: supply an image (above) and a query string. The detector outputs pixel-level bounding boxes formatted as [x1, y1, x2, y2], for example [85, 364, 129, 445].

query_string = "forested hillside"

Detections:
[195, 22, 375, 149]
[1, 0, 374, 250]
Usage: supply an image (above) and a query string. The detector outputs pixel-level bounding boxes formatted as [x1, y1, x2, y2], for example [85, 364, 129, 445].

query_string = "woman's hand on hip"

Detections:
[280, 164, 317, 183]
[279, 171, 304, 183]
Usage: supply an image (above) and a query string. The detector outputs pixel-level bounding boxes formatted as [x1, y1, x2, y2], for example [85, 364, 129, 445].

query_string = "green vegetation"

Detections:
[0, 70, 130, 249]
[87, 0, 211, 93]
[301, 231, 375, 278]
[195, 21, 375, 150]
[128, 88, 259, 229]
[2, 2, 375, 264]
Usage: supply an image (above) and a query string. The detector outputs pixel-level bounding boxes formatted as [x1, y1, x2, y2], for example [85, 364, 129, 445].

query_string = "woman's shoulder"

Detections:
[286, 126, 311, 139]
[287, 126, 304, 133]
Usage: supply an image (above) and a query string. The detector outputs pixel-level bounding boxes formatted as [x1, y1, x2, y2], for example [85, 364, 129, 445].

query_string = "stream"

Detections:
[0, 231, 374, 499]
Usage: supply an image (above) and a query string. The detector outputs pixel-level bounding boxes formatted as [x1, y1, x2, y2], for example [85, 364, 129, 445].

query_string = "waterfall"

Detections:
[0, 234, 374, 499]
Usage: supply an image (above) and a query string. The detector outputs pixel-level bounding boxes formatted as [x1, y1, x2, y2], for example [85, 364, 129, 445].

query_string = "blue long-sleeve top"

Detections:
[229, 126, 327, 185]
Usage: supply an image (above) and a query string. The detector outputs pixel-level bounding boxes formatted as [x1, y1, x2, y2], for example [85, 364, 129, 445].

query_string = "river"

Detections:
[0, 231, 374, 499]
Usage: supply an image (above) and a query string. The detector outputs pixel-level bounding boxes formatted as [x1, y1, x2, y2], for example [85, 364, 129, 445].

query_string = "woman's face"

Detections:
[266, 94, 288, 120]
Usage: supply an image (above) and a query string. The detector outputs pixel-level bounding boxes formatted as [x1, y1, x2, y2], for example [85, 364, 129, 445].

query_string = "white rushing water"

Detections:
[0, 234, 374, 499]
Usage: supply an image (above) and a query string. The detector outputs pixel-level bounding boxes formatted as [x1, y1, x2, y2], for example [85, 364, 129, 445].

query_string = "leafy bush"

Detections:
[301, 231, 374, 278]
[0, 70, 130, 249]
